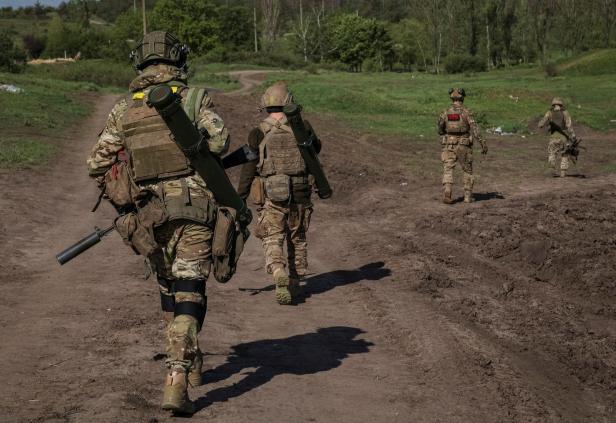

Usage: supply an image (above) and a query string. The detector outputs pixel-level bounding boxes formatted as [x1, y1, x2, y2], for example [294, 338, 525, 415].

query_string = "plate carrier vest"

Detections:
[122, 85, 206, 183]
[445, 105, 470, 136]
[257, 117, 307, 177]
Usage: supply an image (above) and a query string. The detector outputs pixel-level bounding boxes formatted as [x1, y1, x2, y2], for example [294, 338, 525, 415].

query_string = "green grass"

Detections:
[0, 71, 93, 133]
[558, 49, 616, 76]
[25, 60, 134, 90]
[268, 63, 616, 139]
[0, 137, 55, 168]
[0, 71, 93, 168]
[24, 59, 246, 92]
[190, 67, 241, 92]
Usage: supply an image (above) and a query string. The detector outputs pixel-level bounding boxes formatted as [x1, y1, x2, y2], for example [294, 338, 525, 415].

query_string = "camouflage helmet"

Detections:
[130, 31, 189, 71]
[551, 97, 564, 107]
[260, 81, 294, 109]
[449, 87, 466, 101]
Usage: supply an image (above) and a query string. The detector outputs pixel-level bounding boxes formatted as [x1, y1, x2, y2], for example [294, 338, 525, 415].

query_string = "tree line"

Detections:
[1, 0, 615, 74]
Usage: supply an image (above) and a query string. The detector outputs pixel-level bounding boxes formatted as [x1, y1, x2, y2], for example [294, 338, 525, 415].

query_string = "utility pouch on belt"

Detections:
[211, 207, 248, 283]
[103, 161, 142, 207]
[113, 196, 167, 257]
[249, 177, 265, 206]
[265, 174, 291, 202]
[114, 212, 159, 257]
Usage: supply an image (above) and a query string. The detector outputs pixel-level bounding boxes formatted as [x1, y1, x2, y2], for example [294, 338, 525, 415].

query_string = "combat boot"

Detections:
[442, 184, 453, 204]
[187, 349, 203, 387]
[162, 368, 195, 415]
[464, 191, 473, 203]
[273, 268, 292, 305]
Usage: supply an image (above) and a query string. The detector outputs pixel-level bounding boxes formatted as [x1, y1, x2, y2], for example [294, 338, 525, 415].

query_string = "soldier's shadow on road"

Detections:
[194, 326, 373, 412]
[454, 192, 505, 203]
[239, 261, 392, 303]
[297, 261, 392, 304]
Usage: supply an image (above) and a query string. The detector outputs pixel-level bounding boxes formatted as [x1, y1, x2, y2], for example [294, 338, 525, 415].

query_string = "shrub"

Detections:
[22, 33, 47, 59]
[0, 30, 26, 73]
[444, 54, 487, 74]
[544, 62, 559, 77]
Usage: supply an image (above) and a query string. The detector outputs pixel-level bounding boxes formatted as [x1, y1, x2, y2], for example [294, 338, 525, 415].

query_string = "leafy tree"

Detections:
[0, 29, 25, 73]
[22, 33, 47, 59]
[150, 0, 221, 55]
[326, 13, 393, 71]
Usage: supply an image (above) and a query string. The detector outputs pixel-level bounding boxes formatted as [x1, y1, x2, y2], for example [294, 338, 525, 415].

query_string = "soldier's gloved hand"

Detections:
[481, 144, 488, 155]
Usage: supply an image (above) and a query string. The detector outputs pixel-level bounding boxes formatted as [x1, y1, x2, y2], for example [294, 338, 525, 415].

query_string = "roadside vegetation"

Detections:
[0, 137, 55, 169]
[272, 50, 616, 139]
[0, 72, 93, 168]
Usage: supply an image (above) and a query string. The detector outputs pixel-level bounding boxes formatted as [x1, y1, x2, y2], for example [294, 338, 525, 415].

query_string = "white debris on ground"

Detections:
[486, 126, 518, 136]
[0, 84, 23, 94]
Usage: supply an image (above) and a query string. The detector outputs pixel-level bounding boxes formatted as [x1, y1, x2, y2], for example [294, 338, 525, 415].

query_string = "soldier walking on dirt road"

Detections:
[538, 97, 577, 177]
[237, 82, 322, 305]
[86, 31, 231, 414]
[437, 88, 488, 204]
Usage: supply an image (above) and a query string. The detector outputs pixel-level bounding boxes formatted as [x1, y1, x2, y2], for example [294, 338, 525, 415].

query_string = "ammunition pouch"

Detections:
[458, 137, 472, 146]
[291, 175, 311, 204]
[114, 195, 168, 257]
[211, 207, 249, 283]
[264, 174, 291, 203]
[114, 212, 159, 257]
[163, 194, 217, 226]
[249, 177, 265, 206]
[102, 161, 143, 208]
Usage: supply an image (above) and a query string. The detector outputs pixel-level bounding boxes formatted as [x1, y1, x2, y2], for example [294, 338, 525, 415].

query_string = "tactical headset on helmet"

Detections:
[130, 31, 189, 71]
[260, 82, 295, 110]
[449, 87, 466, 100]
[551, 97, 564, 107]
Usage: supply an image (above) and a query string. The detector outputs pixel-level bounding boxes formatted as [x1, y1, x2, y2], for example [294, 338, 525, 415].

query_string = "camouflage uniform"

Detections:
[437, 88, 487, 204]
[538, 98, 576, 177]
[87, 56, 229, 413]
[237, 83, 321, 304]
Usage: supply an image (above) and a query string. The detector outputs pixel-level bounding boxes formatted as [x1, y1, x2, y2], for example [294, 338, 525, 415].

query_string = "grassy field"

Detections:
[0, 72, 93, 132]
[0, 72, 94, 167]
[0, 137, 55, 169]
[266, 50, 616, 140]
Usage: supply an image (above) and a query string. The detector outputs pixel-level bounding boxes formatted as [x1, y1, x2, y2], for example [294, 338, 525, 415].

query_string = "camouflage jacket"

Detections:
[87, 64, 230, 202]
[538, 109, 575, 140]
[437, 102, 484, 148]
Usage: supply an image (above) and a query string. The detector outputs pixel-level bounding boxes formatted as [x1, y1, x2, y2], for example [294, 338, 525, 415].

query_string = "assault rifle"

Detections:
[548, 121, 584, 163]
[56, 145, 258, 266]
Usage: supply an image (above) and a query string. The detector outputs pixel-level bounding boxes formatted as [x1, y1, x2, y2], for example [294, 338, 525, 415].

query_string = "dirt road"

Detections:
[0, 74, 614, 423]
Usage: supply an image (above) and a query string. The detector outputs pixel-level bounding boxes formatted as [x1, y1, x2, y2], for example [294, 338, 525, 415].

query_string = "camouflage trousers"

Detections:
[257, 199, 313, 278]
[149, 220, 212, 371]
[441, 144, 473, 191]
[548, 138, 571, 171]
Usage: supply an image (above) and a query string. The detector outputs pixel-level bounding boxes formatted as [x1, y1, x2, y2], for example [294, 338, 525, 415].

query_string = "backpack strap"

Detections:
[183, 87, 207, 123]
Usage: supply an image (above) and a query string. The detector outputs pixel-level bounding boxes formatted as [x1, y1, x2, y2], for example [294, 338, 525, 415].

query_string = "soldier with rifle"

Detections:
[237, 81, 332, 305]
[538, 97, 582, 177]
[80, 31, 250, 415]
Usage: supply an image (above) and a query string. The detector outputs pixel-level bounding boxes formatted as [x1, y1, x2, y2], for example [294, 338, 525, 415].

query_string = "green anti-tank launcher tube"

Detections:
[283, 103, 333, 199]
[147, 84, 252, 225]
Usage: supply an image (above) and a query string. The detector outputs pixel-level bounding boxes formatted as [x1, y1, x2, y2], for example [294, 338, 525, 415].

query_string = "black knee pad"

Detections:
[174, 279, 207, 329]
[158, 277, 175, 312]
